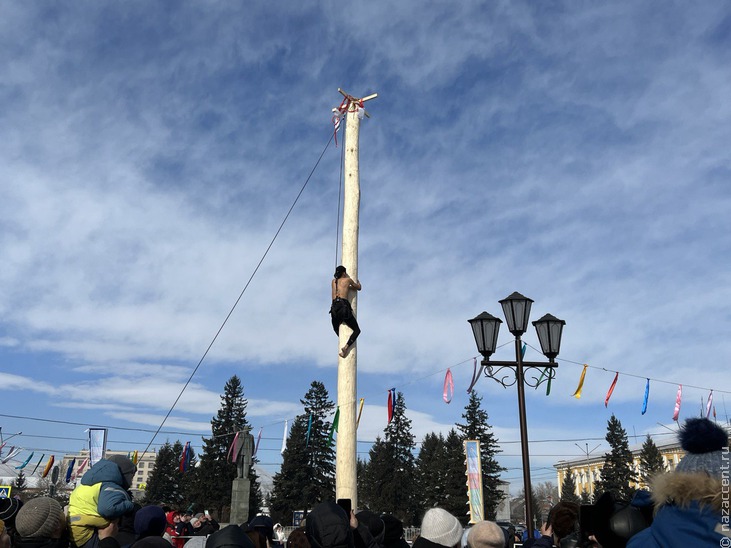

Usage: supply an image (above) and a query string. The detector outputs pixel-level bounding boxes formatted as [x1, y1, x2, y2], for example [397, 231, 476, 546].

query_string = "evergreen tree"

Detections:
[594, 415, 637, 501]
[579, 490, 593, 504]
[270, 414, 312, 525]
[455, 391, 506, 519]
[144, 441, 193, 506]
[362, 392, 417, 525]
[300, 381, 336, 504]
[638, 434, 666, 488]
[560, 468, 580, 504]
[194, 375, 260, 520]
[269, 381, 335, 524]
[413, 432, 447, 513]
[441, 429, 470, 524]
[13, 470, 27, 499]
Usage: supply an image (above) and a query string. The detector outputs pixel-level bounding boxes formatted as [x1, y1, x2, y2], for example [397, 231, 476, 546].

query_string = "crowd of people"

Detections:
[0, 417, 726, 548]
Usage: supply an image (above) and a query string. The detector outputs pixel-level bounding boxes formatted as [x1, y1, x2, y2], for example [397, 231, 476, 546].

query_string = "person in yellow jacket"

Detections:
[68, 455, 136, 548]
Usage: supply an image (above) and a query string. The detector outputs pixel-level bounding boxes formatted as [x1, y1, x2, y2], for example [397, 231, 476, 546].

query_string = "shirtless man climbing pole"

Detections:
[330, 265, 362, 358]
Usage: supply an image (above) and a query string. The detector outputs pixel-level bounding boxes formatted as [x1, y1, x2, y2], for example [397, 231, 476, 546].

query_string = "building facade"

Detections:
[555, 436, 685, 498]
[60, 449, 156, 495]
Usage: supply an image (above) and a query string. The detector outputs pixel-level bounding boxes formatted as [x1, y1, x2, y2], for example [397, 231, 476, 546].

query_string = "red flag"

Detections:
[604, 372, 619, 407]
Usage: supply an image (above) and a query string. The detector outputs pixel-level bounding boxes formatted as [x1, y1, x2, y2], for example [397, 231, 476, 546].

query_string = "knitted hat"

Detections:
[675, 417, 729, 479]
[135, 505, 167, 538]
[15, 497, 64, 538]
[466, 521, 505, 548]
[0, 498, 23, 527]
[420, 509, 463, 548]
[107, 454, 137, 487]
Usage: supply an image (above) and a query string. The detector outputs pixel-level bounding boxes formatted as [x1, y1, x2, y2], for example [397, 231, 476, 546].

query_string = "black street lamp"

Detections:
[468, 292, 565, 540]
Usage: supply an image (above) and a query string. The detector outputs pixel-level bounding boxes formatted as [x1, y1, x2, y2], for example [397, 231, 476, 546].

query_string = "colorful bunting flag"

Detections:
[179, 442, 191, 473]
[604, 372, 619, 407]
[443, 369, 454, 404]
[132, 451, 138, 466]
[641, 379, 650, 415]
[706, 390, 714, 419]
[42, 455, 55, 478]
[228, 432, 240, 463]
[328, 407, 340, 445]
[521, 343, 527, 358]
[572, 364, 588, 399]
[387, 389, 395, 423]
[254, 428, 262, 457]
[306, 413, 313, 447]
[15, 452, 34, 470]
[356, 398, 365, 429]
[672, 384, 682, 421]
[72, 458, 89, 481]
[65, 458, 76, 483]
[281, 420, 288, 455]
[467, 358, 481, 393]
[30, 453, 45, 475]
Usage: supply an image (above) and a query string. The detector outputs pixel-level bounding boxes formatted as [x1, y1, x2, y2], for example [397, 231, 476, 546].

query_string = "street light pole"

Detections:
[468, 293, 566, 541]
[514, 335, 534, 535]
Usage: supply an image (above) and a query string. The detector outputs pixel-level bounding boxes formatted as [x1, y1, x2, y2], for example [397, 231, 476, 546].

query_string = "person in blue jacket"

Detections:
[627, 417, 728, 547]
[68, 455, 137, 548]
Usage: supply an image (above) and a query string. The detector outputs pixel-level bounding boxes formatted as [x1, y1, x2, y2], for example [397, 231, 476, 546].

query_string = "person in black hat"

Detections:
[0, 497, 23, 539]
[330, 265, 362, 358]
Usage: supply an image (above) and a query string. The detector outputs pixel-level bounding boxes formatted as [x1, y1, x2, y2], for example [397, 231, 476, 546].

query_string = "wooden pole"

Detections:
[335, 90, 376, 507]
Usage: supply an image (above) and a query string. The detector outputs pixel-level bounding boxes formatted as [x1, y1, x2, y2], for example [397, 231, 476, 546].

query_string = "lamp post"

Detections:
[468, 292, 565, 540]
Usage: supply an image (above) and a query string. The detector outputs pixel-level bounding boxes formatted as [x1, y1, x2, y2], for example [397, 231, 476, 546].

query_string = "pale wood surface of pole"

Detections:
[336, 103, 361, 507]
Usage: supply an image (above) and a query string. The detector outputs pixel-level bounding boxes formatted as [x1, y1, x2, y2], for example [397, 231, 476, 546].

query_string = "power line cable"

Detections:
[140, 131, 336, 457]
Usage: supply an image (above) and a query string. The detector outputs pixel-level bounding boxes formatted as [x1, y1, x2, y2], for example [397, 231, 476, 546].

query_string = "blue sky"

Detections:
[1, 1, 730, 494]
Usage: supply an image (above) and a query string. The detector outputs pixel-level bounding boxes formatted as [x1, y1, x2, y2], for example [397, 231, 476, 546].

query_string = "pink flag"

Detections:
[227, 432, 240, 463]
[672, 384, 682, 421]
[706, 390, 714, 419]
[387, 389, 395, 423]
[254, 428, 262, 456]
[443, 369, 454, 404]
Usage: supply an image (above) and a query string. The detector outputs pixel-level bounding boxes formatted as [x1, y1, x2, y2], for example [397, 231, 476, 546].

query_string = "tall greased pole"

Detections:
[335, 89, 376, 509]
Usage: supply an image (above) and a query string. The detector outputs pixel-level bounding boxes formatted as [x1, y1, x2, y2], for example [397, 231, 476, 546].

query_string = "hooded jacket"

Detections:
[205, 525, 254, 548]
[627, 472, 725, 547]
[68, 459, 136, 547]
[306, 502, 354, 548]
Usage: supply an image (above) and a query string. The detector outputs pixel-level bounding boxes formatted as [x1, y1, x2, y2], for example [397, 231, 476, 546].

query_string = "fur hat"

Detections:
[15, 497, 64, 538]
[675, 417, 729, 479]
[420, 508, 463, 548]
[466, 521, 505, 548]
[107, 454, 137, 487]
[0, 497, 23, 527]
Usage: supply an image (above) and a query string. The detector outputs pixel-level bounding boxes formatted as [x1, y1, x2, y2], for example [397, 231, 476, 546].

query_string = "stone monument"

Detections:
[229, 429, 254, 525]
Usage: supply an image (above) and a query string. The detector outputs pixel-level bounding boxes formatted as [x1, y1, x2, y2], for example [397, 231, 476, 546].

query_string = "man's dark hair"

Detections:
[334, 266, 347, 279]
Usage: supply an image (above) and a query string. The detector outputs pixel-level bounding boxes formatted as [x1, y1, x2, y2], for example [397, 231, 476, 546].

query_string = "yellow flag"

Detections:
[573, 364, 589, 399]
[356, 398, 365, 429]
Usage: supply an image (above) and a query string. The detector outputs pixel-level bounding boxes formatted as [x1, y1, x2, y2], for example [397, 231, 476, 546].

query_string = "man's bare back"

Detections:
[332, 274, 361, 300]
